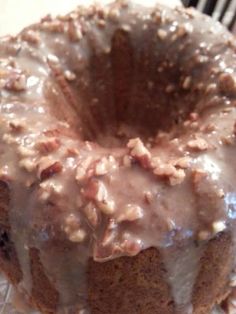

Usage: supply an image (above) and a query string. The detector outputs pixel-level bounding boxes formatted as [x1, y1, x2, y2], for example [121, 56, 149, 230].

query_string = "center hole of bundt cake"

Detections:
[76, 29, 194, 148]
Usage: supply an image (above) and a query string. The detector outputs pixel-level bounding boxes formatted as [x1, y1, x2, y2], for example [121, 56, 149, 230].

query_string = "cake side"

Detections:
[0, 1, 235, 313]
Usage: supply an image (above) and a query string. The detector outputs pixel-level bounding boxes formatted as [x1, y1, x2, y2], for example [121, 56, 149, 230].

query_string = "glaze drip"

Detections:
[0, 1, 236, 313]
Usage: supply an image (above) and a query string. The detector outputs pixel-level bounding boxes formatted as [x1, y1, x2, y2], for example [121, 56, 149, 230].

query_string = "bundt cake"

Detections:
[0, 0, 236, 313]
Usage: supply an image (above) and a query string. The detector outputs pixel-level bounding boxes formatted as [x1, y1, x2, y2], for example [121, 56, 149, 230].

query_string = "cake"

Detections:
[0, 1, 236, 313]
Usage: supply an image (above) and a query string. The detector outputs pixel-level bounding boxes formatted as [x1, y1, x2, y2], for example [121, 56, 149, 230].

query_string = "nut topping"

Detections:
[76, 157, 93, 182]
[157, 29, 167, 40]
[9, 120, 26, 133]
[39, 161, 62, 181]
[152, 158, 186, 185]
[212, 220, 226, 234]
[120, 234, 142, 256]
[83, 180, 115, 215]
[21, 30, 40, 44]
[98, 199, 115, 215]
[35, 138, 61, 154]
[5, 73, 27, 91]
[182, 76, 191, 90]
[101, 219, 117, 246]
[219, 72, 236, 95]
[174, 157, 191, 169]
[116, 204, 143, 223]
[83, 202, 99, 227]
[64, 214, 86, 243]
[67, 21, 82, 42]
[17, 146, 35, 157]
[127, 138, 151, 168]
[64, 70, 76, 81]
[68, 229, 87, 243]
[187, 138, 208, 151]
[95, 156, 117, 176]
[19, 158, 36, 172]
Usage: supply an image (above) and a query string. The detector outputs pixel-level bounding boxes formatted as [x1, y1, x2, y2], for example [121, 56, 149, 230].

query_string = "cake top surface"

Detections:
[0, 0, 236, 311]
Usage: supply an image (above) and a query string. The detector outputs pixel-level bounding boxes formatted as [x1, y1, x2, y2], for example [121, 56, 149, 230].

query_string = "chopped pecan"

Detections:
[42, 20, 64, 32]
[169, 169, 185, 186]
[76, 157, 93, 182]
[5, 73, 27, 91]
[44, 128, 61, 137]
[187, 138, 208, 151]
[19, 158, 36, 172]
[98, 199, 115, 215]
[120, 234, 142, 256]
[68, 229, 86, 243]
[9, 120, 26, 133]
[97, 19, 106, 28]
[116, 204, 143, 223]
[182, 76, 191, 90]
[64, 70, 76, 81]
[17, 146, 35, 157]
[189, 112, 199, 121]
[2, 134, 16, 144]
[108, 8, 120, 21]
[221, 135, 234, 145]
[229, 273, 236, 287]
[21, 30, 40, 44]
[219, 72, 236, 95]
[177, 23, 193, 37]
[144, 191, 153, 204]
[101, 219, 117, 246]
[83, 202, 99, 227]
[83, 180, 115, 215]
[82, 179, 101, 201]
[198, 230, 210, 241]
[95, 156, 117, 176]
[157, 29, 167, 40]
[174, 156, 191, 169]
[66, 147, 79, 157]
[40, 161, 62, 181]
[153, 162, 186, 186]
[67, 20, 82, 42]
[205, 83, 217, 94]
[202, 123, 216, 133]
[127, 138, 151, 168]
[64, 213, 87, 243]
[35, 138, 60, 154]
[212, 220, 226, 234]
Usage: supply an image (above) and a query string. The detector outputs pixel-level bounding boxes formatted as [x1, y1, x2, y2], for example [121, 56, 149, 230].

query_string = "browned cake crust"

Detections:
[87, 248, 175, 314]
[0, 182, 22, 284]
[88, 233, 234, 314]
[0, 1, 236, 313]
[30, 248, 59, 313]
[192, 232, 234, 313]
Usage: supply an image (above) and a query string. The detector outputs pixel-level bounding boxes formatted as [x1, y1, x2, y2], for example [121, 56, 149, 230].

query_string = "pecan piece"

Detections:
[21, 30, 40, 45]
[117, 204, 143, 223]
[5, 73, 27, 91]
[40, 161, 62, 181]
[127, 138, 151, 168]
[83, 202, 99, 227]
[187, 138, 208, 151]
[36, 138, 60, 154]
